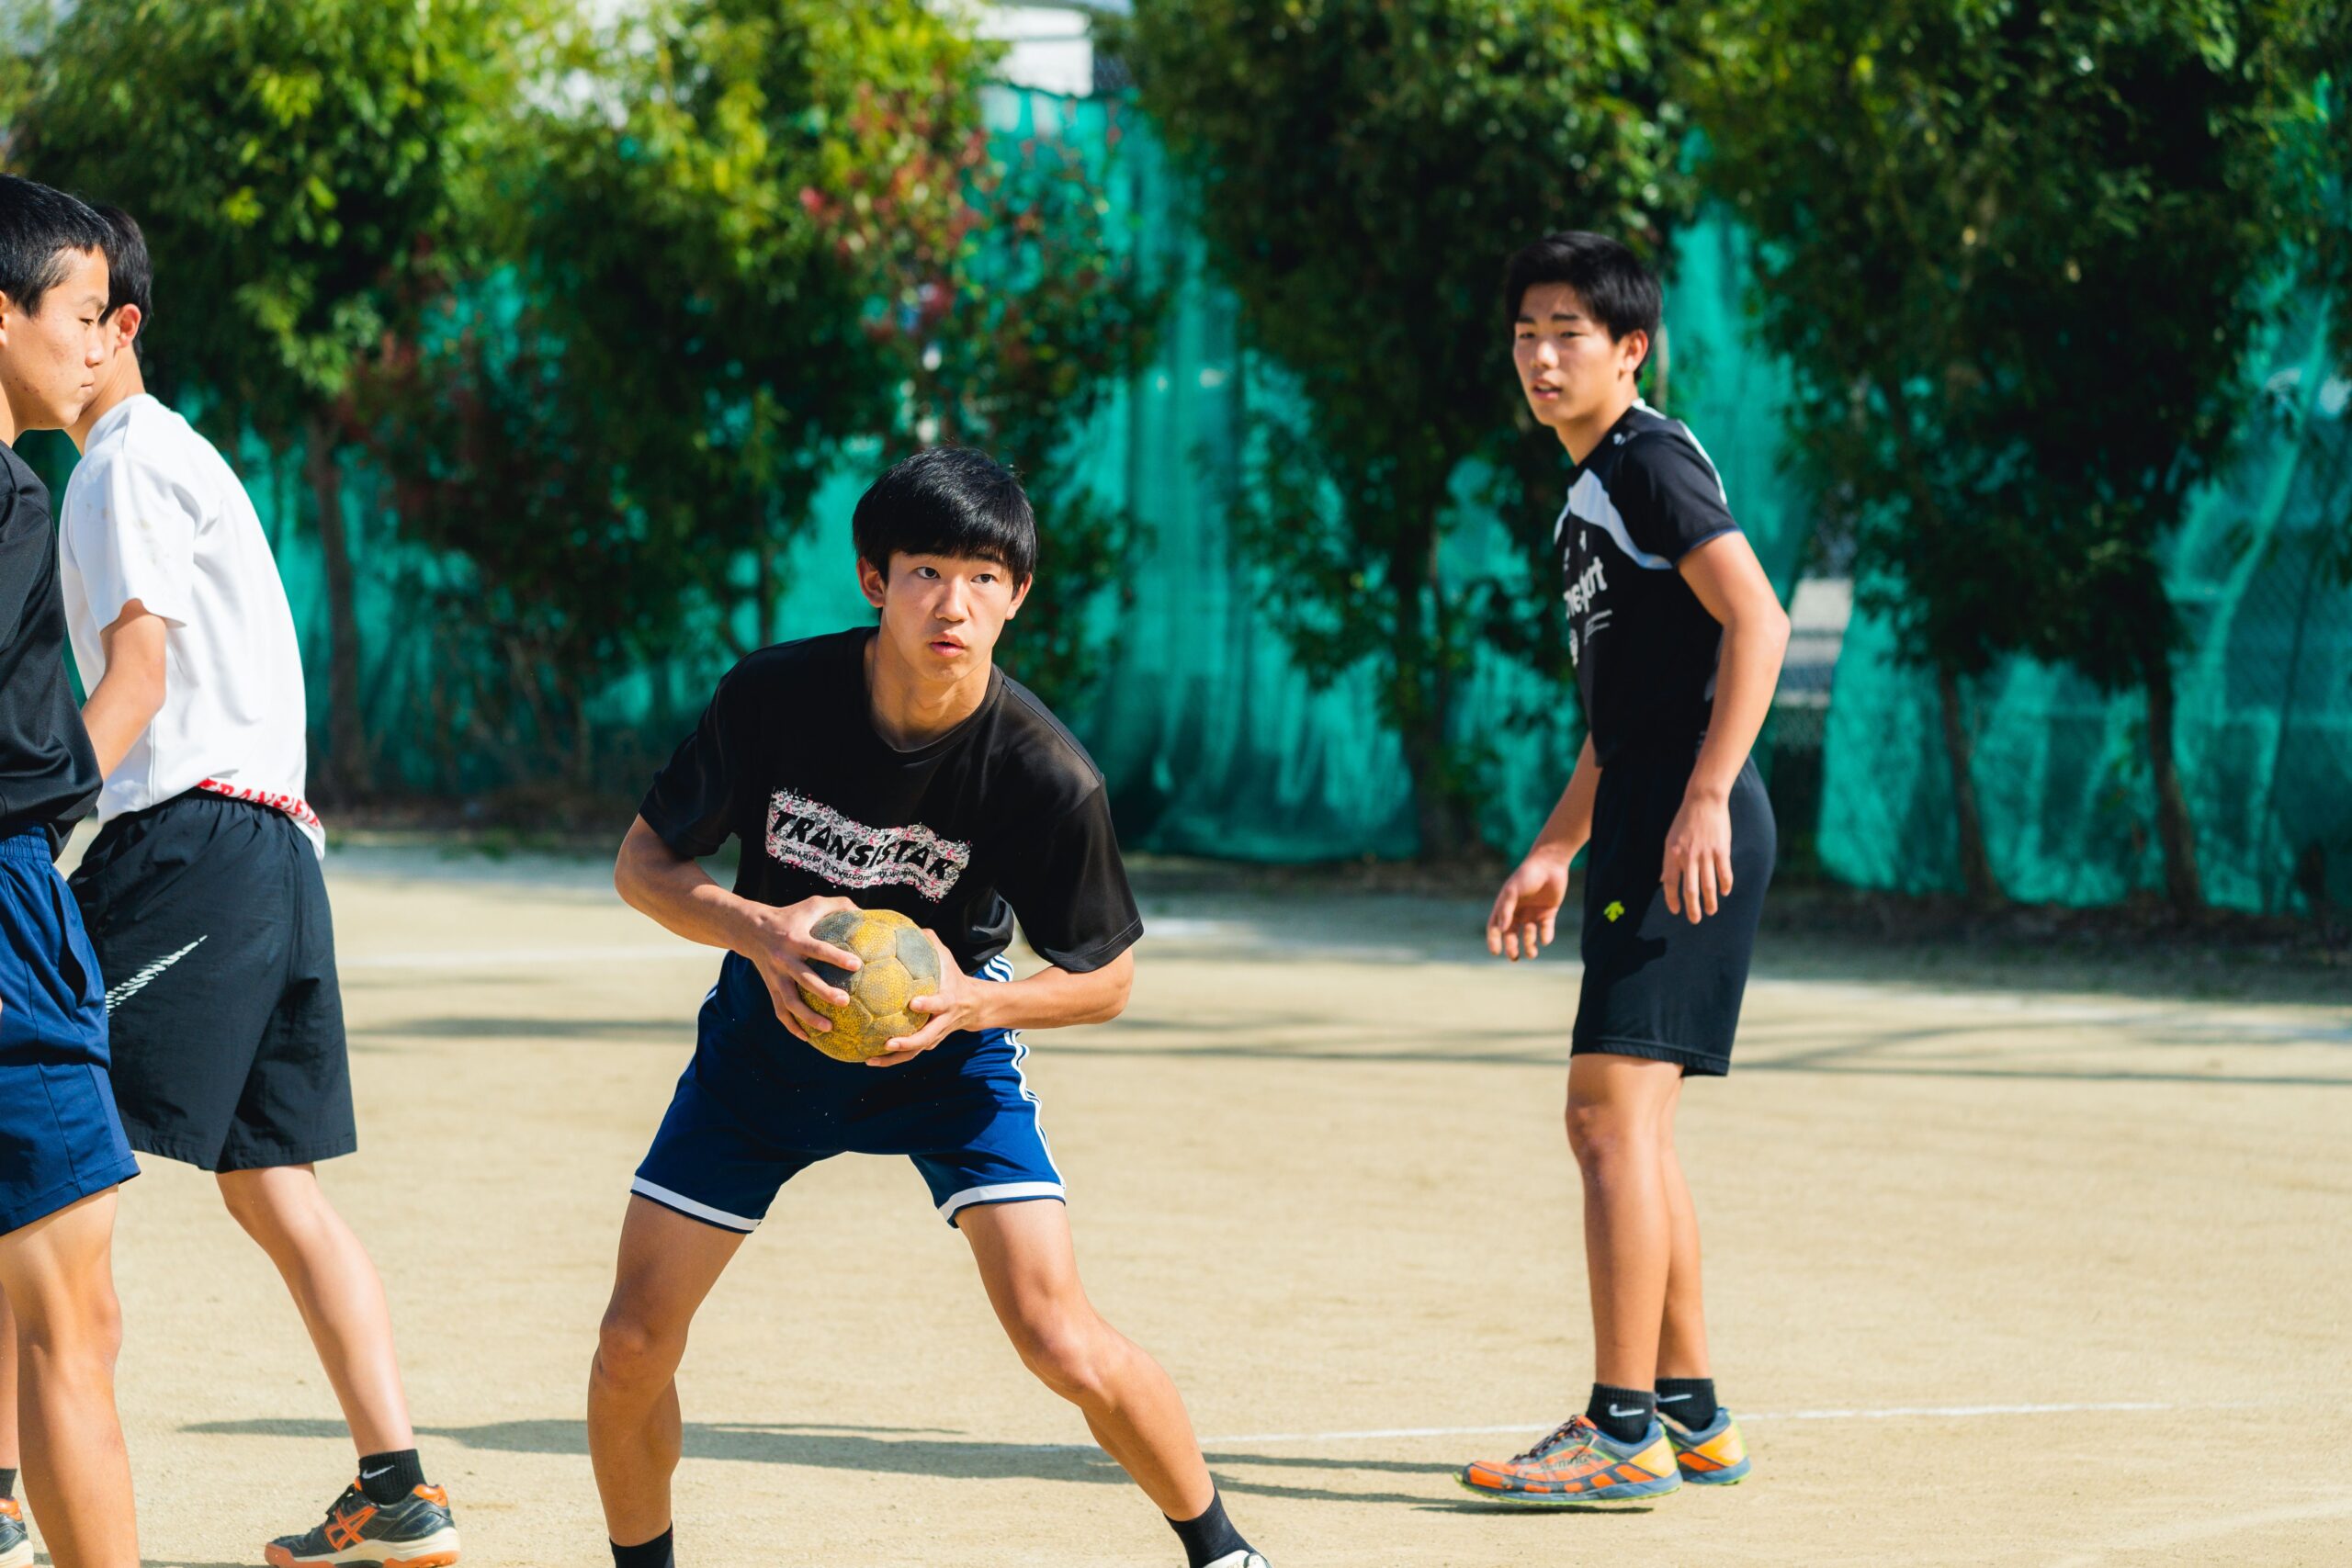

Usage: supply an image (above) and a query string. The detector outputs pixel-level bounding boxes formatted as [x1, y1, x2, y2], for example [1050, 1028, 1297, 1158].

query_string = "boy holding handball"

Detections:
[592, 448, 1268, 1568]
[1461, 232, 1789, 1506]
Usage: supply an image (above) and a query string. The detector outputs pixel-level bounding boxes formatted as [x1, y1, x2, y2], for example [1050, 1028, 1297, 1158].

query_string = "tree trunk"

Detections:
[1934, 663, 1997, 904]
[1396, 520, 1470, 859]
[2140, 645, 2203, 913]
[305, 412, 367, 801]
[1399, 698, 1468, 859]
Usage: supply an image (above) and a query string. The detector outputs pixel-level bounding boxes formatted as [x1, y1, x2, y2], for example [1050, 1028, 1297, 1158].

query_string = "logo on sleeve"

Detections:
[765, 790, 971, 901]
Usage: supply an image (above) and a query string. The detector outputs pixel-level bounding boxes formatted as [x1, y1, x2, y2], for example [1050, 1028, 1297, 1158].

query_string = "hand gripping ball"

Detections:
[797, 907, 944, 1062]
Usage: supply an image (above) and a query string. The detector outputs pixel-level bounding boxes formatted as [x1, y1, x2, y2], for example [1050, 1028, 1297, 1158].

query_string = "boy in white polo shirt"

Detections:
[39, 206, 458, 1567]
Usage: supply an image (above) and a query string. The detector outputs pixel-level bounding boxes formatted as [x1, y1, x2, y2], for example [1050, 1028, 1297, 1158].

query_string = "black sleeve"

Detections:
[1619, 433, 1741, 563]
[638, 669, 741, 859]
[996, 783, 1144, 973]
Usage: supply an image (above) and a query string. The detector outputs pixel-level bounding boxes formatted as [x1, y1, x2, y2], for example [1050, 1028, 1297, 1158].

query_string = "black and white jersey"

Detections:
[640, 628, 1142, 976]
[1556, 401, 1742, 766]
[0, 442, 98, 851]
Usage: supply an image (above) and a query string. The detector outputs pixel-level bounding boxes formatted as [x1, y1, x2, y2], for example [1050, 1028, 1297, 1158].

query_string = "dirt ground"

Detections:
[31, 844, 2352, 1567]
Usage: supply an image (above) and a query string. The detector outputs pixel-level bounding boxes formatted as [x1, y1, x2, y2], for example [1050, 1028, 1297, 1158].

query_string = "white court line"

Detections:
[1197, 1400, 2185, 1446]
[345, 943, 700, 971]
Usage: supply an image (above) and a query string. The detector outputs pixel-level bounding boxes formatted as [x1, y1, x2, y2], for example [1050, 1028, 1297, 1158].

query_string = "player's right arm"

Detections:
[612, 815, 862, 1041]
[1487, 735, 1599, 961]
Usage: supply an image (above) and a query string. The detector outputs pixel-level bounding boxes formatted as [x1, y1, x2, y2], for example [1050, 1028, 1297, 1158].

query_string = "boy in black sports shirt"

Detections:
[590, 448, 1268, 1568]
[0, 174, 139, 1568]
[1460, 233, 1790, 1506]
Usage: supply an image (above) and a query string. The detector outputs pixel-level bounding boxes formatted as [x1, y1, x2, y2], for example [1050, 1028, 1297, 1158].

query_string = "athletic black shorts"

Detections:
[1573, 750, 1775, 1077]
[69, 792, 355, 1172]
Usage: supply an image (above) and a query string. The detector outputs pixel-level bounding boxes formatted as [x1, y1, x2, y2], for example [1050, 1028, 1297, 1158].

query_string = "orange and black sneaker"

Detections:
[0, 1494, 31, 1568]
[264, 1479, 460, 1567]
[1664, 1406, 1752, 1483]
[1458, 1414, 1682, 1506]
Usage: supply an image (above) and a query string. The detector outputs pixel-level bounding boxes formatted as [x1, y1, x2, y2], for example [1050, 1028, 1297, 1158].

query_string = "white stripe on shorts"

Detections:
[631, 1177, 760, 1233]
[936, 1180, 1065, 1222]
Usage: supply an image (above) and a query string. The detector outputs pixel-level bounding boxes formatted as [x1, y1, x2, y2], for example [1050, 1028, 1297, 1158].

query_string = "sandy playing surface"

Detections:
[38, 847, 2352, 1566]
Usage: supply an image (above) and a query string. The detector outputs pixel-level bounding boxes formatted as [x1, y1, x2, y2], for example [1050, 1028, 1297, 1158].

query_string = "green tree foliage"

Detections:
[1120, 0, 1691, 853]
[491, 0, 1153, 718]
[2297, 35, 2352, 589]
[1692, 0, 2335, 908]
[517, 1, 960, 659]
[349, 298, 702, 792]
[12, 0, 543, 796]
[15, 0, 1151, 797]
[820, 98, 1162, 705]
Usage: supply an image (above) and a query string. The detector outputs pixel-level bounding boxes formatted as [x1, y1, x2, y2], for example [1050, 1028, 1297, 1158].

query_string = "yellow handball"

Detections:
[796, 907, 943, 1063]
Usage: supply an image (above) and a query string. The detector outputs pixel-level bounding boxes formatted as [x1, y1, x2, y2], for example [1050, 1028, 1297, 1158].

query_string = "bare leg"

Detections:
[960, 1201, 1214, 1519]
[216, 1165, 413, 1455]
[1565, 1054, 1685, 1390]
[0, 1281, 18, 1474]
[1654, 1077, 1712, 1381]
[0, 1191, 137, 1568]
[588, 1197, 744, 1548]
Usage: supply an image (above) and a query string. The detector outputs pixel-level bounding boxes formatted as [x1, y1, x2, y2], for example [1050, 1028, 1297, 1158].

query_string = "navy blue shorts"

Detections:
[0, 829, 138, 1235]
[633, 953, 1063, 1232]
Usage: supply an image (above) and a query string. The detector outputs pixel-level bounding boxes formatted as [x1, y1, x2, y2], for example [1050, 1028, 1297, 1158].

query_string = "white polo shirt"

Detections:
[59, 392, 322, 856]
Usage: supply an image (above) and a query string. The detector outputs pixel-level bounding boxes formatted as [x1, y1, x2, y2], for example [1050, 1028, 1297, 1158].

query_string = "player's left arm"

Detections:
[1664, 532, 1790, 922]
[868, 945, 1134, 1068]
[82, 599, 169, 778]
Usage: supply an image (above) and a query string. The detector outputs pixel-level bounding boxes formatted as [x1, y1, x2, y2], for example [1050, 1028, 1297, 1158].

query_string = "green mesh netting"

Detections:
[39, 84, 2343, 908]
[980, 93, 1815, 860]
[1818, 299, 2352, 913]
[269, 87, 1807, 863]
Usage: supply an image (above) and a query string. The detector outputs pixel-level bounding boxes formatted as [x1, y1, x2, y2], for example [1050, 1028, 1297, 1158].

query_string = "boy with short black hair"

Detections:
[1459, 231, 1789, 1506]
[36, 203, 458, 1566]
[593, 446, 1267, 1568]
[0, 171, 140, 1568]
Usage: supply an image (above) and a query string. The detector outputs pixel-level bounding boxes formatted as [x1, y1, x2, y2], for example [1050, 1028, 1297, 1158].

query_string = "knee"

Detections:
[1565, 1100, 1647, 1178]
[594, 1303, 683, 1397]
[17, 1281, 122, 1371]
[1008, 1306, 1116, 1405]
[91, 1280, 123, 1366]
[217, 1170, 307, 1238]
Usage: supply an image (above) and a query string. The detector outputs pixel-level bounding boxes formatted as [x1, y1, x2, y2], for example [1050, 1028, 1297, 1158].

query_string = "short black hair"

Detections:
[853, 446, 1037, 582]
[91, 203, 151, 356]
[1502, 231, 1662, 370]
[0, 174, 108, 317]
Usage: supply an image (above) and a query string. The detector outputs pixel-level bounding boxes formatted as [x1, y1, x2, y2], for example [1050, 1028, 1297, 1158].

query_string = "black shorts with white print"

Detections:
[69, 790, 355, 1172]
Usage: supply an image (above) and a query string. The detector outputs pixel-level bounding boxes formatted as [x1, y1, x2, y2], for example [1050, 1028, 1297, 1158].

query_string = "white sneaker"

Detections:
[1203, 1553, 1270, 1568]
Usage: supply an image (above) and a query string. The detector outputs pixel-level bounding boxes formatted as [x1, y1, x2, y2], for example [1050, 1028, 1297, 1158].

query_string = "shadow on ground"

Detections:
[183, 1417, 1442, 1506]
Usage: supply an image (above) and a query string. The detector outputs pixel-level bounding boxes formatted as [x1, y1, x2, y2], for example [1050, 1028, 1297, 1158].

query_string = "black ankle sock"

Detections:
[1168, 1491, 1251, 1568]
[0, 1465, 14, 1498]
[612, 1526, 674, 1568]
[356, 1448, 426, 1506]
[1655, 1376, 1718, 1429]
[1585, 1382, 1657, 1445]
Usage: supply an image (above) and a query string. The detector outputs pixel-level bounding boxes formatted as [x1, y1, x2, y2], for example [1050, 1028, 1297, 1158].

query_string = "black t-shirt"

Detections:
[0, 443, 98, 851]
[640, 628, 1142, 976]
[1556, 402, 1743, 767]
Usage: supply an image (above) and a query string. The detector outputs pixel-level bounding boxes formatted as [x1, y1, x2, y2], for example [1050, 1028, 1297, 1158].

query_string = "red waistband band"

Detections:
[196, 778, 322, 834]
